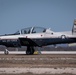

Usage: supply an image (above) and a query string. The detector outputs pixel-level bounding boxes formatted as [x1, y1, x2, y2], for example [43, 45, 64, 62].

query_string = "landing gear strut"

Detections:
[4, 49, 9, 55]
[26, 46, 35, 55]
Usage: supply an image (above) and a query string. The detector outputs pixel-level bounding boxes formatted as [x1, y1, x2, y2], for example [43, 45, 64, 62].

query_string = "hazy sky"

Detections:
[0, 0, 76, 34]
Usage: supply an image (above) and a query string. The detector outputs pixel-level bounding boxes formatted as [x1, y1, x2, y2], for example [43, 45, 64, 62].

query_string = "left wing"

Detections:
[19, 38, 40, 46]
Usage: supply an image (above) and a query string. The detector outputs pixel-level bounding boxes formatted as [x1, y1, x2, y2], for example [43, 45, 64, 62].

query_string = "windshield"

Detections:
[21, 27, 32, 34]
[14, 27, 46, 34]
[14, 31, 20, 35]
[32, 27, 46, 33]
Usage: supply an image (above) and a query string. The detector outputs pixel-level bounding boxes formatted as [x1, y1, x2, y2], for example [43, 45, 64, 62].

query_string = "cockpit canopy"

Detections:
[14, 27, 46, 35]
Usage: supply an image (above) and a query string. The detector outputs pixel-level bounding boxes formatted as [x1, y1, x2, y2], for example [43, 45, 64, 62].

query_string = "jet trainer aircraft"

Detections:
[0, 20, 76, 55]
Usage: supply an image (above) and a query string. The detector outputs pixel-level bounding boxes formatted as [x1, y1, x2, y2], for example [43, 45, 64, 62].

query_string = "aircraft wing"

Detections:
[19, 37, 76, 47]
[19, 38, 40, 47]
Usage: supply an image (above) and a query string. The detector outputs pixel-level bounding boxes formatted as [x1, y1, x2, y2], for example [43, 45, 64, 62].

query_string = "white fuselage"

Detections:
[0, 30, 76, 40]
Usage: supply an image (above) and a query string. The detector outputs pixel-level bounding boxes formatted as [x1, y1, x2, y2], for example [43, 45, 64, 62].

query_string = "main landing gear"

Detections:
[26, 46, 35, 55]
[4, 47, 39, 55]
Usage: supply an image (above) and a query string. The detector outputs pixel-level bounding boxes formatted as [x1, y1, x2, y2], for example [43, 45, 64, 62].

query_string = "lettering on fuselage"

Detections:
[2, 39, 18, 42]
[0, 39, 20, 47]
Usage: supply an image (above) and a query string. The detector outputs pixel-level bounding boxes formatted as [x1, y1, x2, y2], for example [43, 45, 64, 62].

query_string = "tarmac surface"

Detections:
[0, 53, 76, 75]
[0, 51, 76, 54]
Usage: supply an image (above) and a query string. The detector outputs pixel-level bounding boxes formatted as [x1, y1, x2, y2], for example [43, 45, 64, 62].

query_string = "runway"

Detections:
[0, 67, 76, 75]
[0, 51, 76, 75]
[0, 51, 76, 54]
[0, 54, 76, 75]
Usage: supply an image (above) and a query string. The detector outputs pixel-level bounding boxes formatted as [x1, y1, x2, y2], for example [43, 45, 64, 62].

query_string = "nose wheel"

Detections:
[4, 49, 9, 55]
[26, 46, 35, 55]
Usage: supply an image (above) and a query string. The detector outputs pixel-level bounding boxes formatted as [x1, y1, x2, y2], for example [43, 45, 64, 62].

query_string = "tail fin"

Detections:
[72, 19, 76, 35]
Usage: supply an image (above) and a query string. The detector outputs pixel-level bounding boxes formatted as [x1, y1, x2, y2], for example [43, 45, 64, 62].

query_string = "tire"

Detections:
[4, 50, 9, 55]
[26, 46, 35, 55]
[26, 50, 31, 55]
[30, 47, 34, 55]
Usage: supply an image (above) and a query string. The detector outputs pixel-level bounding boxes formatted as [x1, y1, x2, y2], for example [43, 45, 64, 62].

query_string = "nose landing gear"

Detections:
[4, 49, 9, 55]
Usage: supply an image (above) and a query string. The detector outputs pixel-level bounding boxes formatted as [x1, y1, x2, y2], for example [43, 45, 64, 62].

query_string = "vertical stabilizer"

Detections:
[72, 19, 76, 35]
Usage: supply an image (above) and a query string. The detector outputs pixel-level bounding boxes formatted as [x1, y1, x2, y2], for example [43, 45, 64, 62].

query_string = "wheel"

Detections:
[4, 49, 9, 55]
[61, 35, 66, 39]
[26, 50, 31, 55]
[26, 46, 35, 55]
[30, 47, 34, 54]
